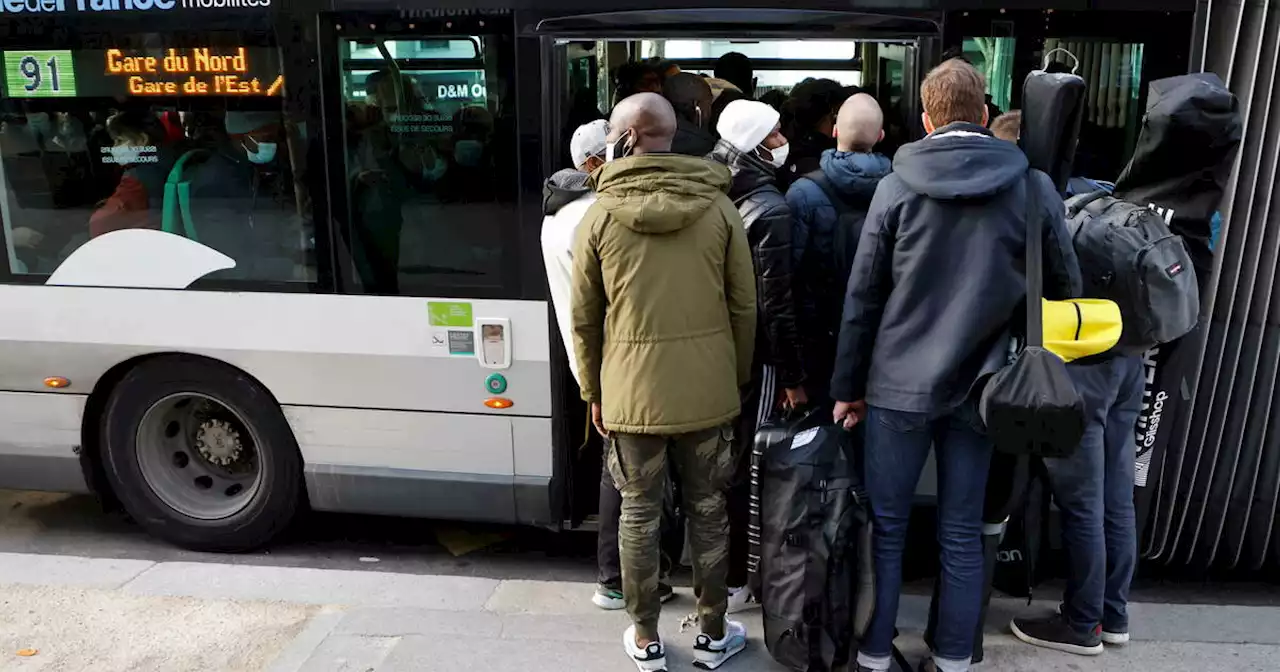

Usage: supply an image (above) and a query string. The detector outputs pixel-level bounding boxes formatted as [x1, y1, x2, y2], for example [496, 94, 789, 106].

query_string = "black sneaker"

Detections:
[1011, 614, 1104, 656]
[659, 582, 676, 604]
[1056, 602, 1129, 645]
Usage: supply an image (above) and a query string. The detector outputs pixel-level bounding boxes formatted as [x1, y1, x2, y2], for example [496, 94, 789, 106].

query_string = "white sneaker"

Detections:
[692, 618, 747, 670]
[726, 585, 756, 614]
[623, 625, 667, 671]
[593, 585, 626, 610]
[1101, 630, 1130, 646]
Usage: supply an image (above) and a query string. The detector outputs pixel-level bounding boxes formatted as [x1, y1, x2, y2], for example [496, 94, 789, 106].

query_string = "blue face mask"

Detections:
[454, 139, 485, 167]
[245, 140, 278, 165]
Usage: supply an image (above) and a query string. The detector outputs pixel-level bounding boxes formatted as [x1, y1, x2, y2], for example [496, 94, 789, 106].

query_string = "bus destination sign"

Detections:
[106, 47, 283, 96]
[2, 46, 282, 99]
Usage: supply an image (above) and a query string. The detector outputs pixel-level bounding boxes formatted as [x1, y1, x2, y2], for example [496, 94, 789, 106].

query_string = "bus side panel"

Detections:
[0, 285, 556, 523]
[287, 407, 554, 524]
[0, 392, 89, 493]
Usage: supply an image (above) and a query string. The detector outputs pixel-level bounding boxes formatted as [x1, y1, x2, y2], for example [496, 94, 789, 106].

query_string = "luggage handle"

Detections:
[1041, 47, 1080, 75]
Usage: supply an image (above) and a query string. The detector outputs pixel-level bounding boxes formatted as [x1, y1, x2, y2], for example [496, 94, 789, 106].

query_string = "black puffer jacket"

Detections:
[709, 140, 804, 389]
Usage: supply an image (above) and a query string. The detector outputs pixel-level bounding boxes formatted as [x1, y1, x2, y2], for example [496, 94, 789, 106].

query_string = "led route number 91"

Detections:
[3, 50, 76, 98]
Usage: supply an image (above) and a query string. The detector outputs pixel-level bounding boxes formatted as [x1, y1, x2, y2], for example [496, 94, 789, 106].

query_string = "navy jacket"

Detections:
[830, 123, 1082, 413]
[787, 149, 892, 401]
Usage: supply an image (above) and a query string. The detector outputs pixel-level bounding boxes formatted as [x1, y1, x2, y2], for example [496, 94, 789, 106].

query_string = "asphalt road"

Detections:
[0, 489, 601, 581]
[5, 488, 1280, 607]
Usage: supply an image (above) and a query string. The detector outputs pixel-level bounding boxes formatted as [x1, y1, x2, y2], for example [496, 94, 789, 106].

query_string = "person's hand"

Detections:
[783, 386, 808, 410]
[591, 402, 610, 439]
[12, 227, 43, 249]
[833, 400, 867, 430]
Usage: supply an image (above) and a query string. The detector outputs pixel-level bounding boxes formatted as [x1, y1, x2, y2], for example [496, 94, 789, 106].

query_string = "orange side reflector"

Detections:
[484, 397, 514, 409]
[43, 377, 70, 389]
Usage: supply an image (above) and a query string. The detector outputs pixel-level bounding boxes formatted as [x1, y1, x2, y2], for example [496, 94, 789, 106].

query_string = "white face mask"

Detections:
[605, 130, 634, 162]
[245, 140, 278, 165]
[761, 141, 789, 169]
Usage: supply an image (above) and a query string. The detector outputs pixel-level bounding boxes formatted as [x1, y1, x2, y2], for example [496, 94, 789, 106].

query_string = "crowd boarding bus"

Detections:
[0, 0, 1196, 551]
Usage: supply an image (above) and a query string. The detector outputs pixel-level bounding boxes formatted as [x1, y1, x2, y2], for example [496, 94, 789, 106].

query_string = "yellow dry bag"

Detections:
[1042, 298, 1123, 363]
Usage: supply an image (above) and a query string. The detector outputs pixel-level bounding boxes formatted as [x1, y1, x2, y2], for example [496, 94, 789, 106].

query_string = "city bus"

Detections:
[0, 0, 1204, 552]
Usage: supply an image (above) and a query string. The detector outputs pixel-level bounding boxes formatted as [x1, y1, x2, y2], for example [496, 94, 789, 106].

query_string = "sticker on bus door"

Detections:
[428, 301, 474, 356]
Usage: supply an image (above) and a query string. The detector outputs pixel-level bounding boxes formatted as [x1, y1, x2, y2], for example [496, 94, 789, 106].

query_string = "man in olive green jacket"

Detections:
[571, 93, 757, 672]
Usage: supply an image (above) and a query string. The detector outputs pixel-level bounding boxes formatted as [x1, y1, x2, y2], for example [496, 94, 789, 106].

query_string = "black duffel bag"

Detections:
[756, 409, 872, 671]
[979, 172, 1085, 459]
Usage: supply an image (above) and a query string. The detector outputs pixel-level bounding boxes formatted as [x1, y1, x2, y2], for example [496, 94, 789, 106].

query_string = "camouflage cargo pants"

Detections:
[606, 426, 736, 643]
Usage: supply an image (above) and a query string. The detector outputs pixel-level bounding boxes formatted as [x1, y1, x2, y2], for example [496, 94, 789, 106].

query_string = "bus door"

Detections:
[316, 10, 556, 525]
[531, 8, 940, 527]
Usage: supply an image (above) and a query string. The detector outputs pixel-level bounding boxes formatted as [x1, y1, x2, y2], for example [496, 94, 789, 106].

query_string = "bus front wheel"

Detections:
[101, 356, 302, 552]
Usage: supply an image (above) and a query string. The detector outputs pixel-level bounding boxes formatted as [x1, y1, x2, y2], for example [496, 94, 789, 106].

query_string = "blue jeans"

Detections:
[861, 404, 994, 664]
[1044, 355, 1144, 635]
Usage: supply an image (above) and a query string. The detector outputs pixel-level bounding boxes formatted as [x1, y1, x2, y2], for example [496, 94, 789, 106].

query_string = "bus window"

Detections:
[335, 20, 518, 297]
[962, 37, 1016, 115]
[1044, 39, 1146, 179]
[643, 39, 864, 96]
[552, 38, 914, 174]
[0, 30, 314, 286]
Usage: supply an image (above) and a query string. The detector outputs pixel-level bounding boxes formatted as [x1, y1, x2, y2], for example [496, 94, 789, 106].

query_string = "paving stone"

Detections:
[267, 610, 345, 672]
[298, 634, 399, 672]
[335, 606, 503, 638]
[0, 551, 153, 588]
[485, 579, 602, 614]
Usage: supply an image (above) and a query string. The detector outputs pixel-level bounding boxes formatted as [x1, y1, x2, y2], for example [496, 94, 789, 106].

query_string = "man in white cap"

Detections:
[708, 99, 805, 611]
[543, 118, 609, 383]
[541, 119, 686, 615]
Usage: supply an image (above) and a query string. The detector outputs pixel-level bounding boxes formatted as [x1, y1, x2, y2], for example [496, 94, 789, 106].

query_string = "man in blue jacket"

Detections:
[831, 59, 1081, 672]
[786, 93, 892, 406]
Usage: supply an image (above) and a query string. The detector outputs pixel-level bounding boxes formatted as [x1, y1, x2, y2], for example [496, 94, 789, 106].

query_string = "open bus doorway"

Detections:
[537, 22, 933, 528]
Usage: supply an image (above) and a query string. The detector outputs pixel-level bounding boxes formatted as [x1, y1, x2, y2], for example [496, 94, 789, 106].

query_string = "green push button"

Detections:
[485, 373, 508, 395]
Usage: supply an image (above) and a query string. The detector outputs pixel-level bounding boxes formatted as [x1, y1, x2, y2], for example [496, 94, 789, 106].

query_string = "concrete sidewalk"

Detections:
[2, 552, 1277, 672]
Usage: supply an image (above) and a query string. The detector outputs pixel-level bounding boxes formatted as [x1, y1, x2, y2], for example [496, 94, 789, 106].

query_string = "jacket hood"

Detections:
[820, 149, 892, 201]
[708, 138, 777, 199]
[893, 123, 1028, 200]
[543, 168, 591, 215]
[672, 117, 718, 157]
[589, 153, 732, 234]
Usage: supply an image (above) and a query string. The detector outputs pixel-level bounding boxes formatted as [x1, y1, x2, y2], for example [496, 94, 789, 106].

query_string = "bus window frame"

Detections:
[317, 11, 527, 301]
[0, 11, 334, 294]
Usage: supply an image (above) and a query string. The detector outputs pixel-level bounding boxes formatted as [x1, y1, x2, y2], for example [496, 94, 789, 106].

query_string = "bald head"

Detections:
[608, 92, 678, 155]
[835, 93, 884, 153]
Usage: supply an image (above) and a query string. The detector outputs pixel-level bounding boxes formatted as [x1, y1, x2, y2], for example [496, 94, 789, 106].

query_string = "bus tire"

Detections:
[100, 356, 302, 552]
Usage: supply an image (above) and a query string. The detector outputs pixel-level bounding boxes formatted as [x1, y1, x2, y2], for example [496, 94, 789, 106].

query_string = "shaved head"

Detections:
[835, 93, 884, 152]
[608, 92, 678, 155]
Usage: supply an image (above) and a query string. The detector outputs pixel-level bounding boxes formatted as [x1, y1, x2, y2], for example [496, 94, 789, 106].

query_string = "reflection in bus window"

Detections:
[963, 37, 1015, 114]
[0, 32, 314, 286]
[339, 31, 514, 297]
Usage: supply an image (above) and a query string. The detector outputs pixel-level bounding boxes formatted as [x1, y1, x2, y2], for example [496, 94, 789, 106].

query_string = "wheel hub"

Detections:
[196, 418, 243, 466]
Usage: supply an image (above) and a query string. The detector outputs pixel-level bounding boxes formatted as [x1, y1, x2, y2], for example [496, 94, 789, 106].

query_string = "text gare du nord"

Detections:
[106, 46, 281, 96]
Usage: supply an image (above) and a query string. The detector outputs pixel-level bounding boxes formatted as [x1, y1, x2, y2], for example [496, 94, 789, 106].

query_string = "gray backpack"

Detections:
[1065, 190, 1200, 354]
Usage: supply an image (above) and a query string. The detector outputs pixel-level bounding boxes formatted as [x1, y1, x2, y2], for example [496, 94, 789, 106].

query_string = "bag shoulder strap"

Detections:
[162, 149, 209, 242]
[804, 169, 852, 215]
[805, 169, 856, 273]
[1025, 170, 1044, 347]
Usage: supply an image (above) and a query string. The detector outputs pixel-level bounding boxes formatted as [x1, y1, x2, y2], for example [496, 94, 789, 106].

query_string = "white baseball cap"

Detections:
[570, 119, 610, 168]
[716, 100, 780, 154]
